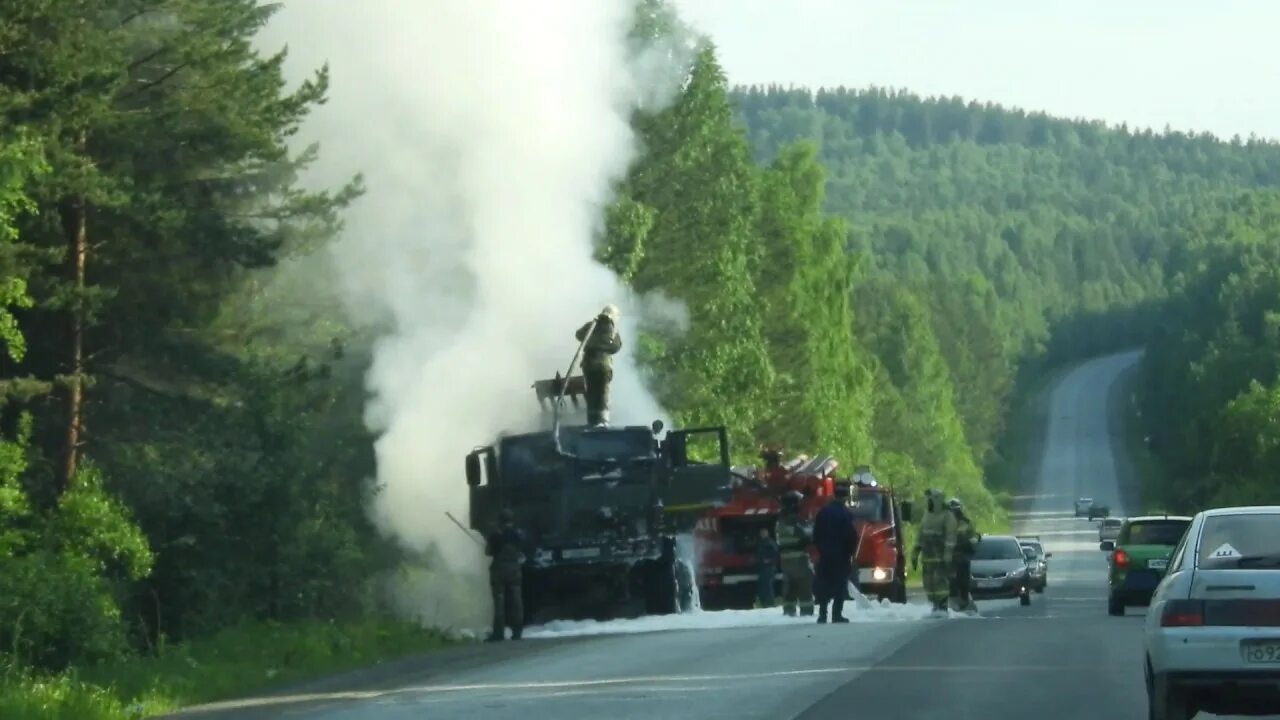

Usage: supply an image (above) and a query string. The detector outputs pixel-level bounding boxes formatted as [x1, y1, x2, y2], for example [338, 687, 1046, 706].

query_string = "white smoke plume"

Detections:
[256, 1, 692, 628]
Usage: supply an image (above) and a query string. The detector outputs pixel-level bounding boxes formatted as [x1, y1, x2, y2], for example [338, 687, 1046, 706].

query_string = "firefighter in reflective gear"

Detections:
[575, 305, 622, 426]
[777, 491, 815, 616]
[911, 488, 958, 613]
[486, 508, 526, 641]
[948, 497, 981, 613]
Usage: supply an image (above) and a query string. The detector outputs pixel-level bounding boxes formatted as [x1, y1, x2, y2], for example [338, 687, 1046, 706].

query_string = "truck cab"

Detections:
[464, 373, 732, 623]
[848, 467, 913, 603]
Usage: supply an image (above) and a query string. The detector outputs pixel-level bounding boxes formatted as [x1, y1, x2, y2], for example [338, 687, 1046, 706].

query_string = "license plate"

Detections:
[1149, 559, 1167, 570]
[561, 547, 600, 559]
[977, 579, 1002, 588]
[1242, 641, 1280, 664]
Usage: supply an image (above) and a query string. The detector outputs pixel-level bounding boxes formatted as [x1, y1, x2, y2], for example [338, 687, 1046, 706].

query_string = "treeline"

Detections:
[0, 0, 384, 678]
[1138, 192, 1280, 512]
[727, 84, 1280, 493]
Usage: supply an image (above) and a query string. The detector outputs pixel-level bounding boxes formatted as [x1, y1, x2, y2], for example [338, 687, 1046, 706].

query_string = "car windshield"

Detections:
[1020, 542, 1043, 557]
[1198, 513, 1280, 570]
[1121, 520, 1189, 546]
[1103, 519, 1122, 528]
[974, 537, 1024, 560]
[849, 492, 891, 523]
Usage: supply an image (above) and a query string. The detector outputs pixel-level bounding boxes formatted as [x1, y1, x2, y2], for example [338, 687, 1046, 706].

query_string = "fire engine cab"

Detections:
[848, 465, 913, 603]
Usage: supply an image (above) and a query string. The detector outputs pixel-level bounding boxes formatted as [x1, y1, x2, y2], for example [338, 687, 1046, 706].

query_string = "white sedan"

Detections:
[1144, 505, 1280, 719]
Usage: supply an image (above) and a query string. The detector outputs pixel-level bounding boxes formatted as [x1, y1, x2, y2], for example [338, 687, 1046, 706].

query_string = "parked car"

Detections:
[1019, 537, 1050, 593]
[1098, 517, 1123, 542]
[1144, 506, 1280, 719]
[969, 534, 1033, 606]
[1102, 515, 1191, 615]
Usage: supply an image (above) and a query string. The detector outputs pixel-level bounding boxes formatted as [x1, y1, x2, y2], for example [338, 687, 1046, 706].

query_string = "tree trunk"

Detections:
[61, 191, 87, 492]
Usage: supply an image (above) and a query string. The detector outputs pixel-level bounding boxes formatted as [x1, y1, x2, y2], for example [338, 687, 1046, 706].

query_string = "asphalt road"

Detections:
[177, 350, 1172, 720]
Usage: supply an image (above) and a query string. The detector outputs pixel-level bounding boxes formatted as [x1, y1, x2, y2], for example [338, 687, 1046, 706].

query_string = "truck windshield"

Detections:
[563, 427, 655, 462]
[849, 493, 891, 523]
[499, 428, 655, 484]
[500, 435, 566, 483]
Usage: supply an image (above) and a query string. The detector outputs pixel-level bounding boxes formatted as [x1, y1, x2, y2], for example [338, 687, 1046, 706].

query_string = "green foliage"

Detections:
[730, 84, 1280, 524]
[0, 617, 457, 720]
[1138, 192, 1280, 512]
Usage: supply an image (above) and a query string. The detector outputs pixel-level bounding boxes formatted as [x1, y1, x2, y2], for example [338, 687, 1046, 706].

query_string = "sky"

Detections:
[671, 0, 1280, 141]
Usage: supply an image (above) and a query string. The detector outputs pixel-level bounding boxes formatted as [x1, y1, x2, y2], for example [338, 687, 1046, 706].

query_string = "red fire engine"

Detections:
[690, 450, 837, 609]
[689, 457, 914, 608]
[847, 465, 913, 603]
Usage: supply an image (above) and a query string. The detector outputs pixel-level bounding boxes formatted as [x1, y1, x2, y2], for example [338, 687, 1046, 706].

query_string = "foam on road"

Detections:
[524, 599, 947, 639]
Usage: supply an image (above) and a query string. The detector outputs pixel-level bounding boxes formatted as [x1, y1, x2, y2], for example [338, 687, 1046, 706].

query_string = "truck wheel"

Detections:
[889, 578, 907, 603]
[644, 559, 683, 615]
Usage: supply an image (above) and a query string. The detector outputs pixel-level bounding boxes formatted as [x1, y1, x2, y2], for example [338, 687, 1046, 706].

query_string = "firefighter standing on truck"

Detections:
[911, 488, 958, 614]
[486, 508, 526, 642]
[948, 497, 981, 614]
[777, 491, 815, 617]
[575, 305, 622, 427]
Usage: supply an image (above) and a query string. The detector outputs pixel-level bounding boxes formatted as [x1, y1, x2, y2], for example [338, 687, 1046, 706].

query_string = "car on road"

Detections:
[1101, 515, 1191, 615]
[1019, 537, 1051, 593]
[1144, 506, 1280, 719]
[1075, 497, 1094, 517]
[969, 534, 1033, 606]
[1098, 517, 1123, 542]
[1088, 503, 1111, 520]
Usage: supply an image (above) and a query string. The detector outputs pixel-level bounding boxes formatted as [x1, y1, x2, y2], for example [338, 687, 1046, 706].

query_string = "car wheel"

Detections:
[1150, 673, 1195, 720]
[1108, 592, 1124, 616]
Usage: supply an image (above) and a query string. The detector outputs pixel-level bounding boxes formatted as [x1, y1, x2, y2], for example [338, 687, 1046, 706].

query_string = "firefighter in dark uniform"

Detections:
[486, 508, 526, 642]
[574, 305, 622, 426]
[813, 485, 857, 623]
[777, 491, 815, 616]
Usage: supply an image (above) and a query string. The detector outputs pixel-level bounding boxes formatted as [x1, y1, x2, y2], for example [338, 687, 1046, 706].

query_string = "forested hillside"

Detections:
[729, 85, 1280, 492]
[1137, 192, 1280, 512]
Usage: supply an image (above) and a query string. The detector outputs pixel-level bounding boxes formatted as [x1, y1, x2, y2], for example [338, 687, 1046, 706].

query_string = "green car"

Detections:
[1102, 514, 1192, 616]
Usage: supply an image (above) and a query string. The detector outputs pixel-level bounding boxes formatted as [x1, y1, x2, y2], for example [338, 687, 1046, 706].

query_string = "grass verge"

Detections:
[0, 618, 461, 720]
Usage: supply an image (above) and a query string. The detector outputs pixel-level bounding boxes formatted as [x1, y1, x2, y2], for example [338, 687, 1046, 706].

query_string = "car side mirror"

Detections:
[465, 452, 482, 487]
[1045, 552, 1054, 558]
[900, 501, 914, 523]
[1099, 540, 1115, 551]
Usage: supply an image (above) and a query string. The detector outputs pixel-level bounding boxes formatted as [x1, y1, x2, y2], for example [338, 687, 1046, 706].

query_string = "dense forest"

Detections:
[4, 0, 1280, 717]
[729, 84, 1280, 499]
[1137, 192, 1280, 513]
